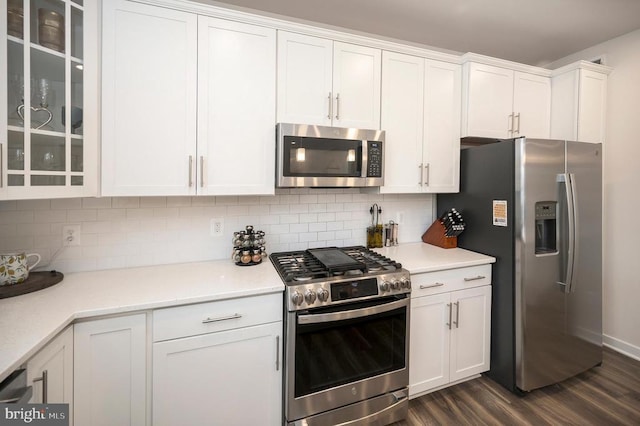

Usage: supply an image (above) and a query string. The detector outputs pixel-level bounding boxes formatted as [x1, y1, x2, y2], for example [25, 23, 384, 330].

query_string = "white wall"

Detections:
[0, 189, 434, 273]
[549, 29, 640, 358]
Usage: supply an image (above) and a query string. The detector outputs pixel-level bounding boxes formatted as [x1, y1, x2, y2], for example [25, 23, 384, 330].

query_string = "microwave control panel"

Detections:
[367, 141, 383, 177]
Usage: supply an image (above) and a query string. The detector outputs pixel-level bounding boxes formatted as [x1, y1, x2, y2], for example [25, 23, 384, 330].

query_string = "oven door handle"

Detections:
[297, 298, 408, 325]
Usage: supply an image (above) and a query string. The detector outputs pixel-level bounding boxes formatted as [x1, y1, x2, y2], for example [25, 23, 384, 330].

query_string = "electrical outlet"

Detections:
[62, 225, 81, 246]
[211, 218, 224, 236]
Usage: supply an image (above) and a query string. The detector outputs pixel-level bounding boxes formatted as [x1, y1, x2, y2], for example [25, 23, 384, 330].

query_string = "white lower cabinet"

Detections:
[152, 294, 283, 426]
[27, 326, 74, 422]
[73, 313, 147, 426]
[409, 266, 492, 398]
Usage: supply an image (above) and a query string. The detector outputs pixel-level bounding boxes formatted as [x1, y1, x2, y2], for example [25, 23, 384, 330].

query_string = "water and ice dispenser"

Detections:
[535, 201, 557, 254]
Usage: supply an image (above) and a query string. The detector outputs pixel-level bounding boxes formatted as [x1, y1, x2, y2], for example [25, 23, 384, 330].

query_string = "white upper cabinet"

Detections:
[102, 1, 275, 196]
[381, 51, 460, 193]
[102, 0, 197, 196]
[462, 59, 551, 139]
[551, 61, 611, 144]
[277, 32, 333, 126]
[1, 0, 99, 200]
[197, 17, 275, 195]
[277, 31, 381, 130]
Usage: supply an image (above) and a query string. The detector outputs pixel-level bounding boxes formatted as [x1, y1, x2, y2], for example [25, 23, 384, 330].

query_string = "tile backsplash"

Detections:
[0, 189, 434, 273]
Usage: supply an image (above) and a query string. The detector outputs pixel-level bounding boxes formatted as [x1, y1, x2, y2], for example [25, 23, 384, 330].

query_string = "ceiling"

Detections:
[205, 0, 640, 66]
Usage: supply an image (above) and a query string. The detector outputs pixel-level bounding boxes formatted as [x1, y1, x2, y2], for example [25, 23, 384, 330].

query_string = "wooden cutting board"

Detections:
[0, 271, 64, 299]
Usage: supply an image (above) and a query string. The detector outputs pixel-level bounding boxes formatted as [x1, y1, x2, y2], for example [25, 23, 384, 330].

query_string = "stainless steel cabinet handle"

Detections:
[418, 164, 423, 186]
[453, 301, 460, 328]
[275, 335, 280, 371]
[33, 370, 48, 403]
[424, 163, 430, 186]
[188, 156, 193, 187]
[335, 93, 340, 120]
[508, 113, 514, 137]
[419, 282, 444, 290]
[514, 113, 521, 134]
[199, 156, 204, 188]
[446, 303, 452, 329]
[463, 275, 486, 282]
[327, 92, 332, 119]
[202, 313, 242, 324]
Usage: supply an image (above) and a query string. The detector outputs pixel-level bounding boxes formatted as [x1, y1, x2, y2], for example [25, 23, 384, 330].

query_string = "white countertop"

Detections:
[0, 242, 495, 383]
[374, 242, 496, 274]
[0, 260, 283, 382]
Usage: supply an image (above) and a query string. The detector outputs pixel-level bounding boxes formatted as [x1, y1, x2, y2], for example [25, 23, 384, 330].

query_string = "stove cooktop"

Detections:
[269, 246, 403, 284]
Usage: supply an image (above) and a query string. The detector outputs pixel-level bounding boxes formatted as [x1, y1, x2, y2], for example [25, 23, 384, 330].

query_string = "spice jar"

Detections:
[241, 250, 252, 264]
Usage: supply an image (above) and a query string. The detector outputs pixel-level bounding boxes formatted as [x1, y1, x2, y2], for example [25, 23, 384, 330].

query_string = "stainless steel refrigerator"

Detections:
[438, 137, 602, 393]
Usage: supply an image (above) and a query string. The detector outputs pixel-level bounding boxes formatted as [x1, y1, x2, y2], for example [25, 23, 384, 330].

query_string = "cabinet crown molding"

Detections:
[461, 53, 552, 77]
[550, 60, 613, 77]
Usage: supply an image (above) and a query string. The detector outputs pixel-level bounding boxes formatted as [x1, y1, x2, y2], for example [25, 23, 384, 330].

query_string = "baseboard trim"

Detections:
[603, 334, 640, 361]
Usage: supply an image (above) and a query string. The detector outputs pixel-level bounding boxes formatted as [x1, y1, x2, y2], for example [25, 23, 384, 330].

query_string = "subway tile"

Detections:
[166, 197, 192, 208]
[17, 199, 51, 210]
[309, 204, 327, 213]
[309, 222, 327, 232]
[82, 221, 112, 234]
[249, 205, 270, 216]
[238, 196, 260, 205]
[335, 212, 352, 221]
[112, 197, 140, 209]
[270, 243, 290, 253]
[17, 223, 51, 236]
[0, 201, 18, 211]
[279, 233, 298, 243]
[126, 208, 155, 219]
[82, 234, 99, 246]
[191, 197, 217, 207]
[326, 203, 344, 212]
[0, 224, 17, 237]
[0, 236, 34, 251]
[214, 196, 238, 206]
[98, 232, 128, 246]
[279, 194, 299, 205]
[290, 204, 309, 214]
[335, 230, 352, 239]
[82, 198, 112, 209]
[326, 221, 344, 231]
[289, 188, 310, 195]
[318, 212, 336, 222]
[352, 193, 369, 202]
[317, 231, 335, 241]
[317, 194, 336, 203]
[335, 194, 353, 203]
[32, 210, 60, 223]
[269, 224, 290, 234]
[97, 209, 126, 221]
[67, 209, 98, 222]
[299, 213, 318, 223]
[153, 208, 180, 218]
[139, 197, 167, 208]
[290, 242, 309, 251]
[259, 195, 280, 205]
[290, 223, 308, 233]
[97, 256, 127, 270]
[269, 204, 290, 215]
[260, 215, 280, 225]
[279, 214, 299, 224]
[300, 194, 318, 204]
[1, 210, 35, 224]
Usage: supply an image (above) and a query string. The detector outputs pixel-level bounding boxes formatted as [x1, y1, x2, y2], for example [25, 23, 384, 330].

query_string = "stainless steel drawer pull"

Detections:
[32, 370, 48, 403]
[202, 313, 242, 324]
[464, 275, 486, 281]
[419, 282, 444, 290]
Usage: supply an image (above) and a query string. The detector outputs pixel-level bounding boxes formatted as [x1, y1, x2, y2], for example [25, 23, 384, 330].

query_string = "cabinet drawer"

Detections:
[411, 264, 491, 298]
[153, 293, 282, 342]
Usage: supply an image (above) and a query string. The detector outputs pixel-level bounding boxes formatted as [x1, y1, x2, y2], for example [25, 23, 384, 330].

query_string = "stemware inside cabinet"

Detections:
[3, 0, 88, 196]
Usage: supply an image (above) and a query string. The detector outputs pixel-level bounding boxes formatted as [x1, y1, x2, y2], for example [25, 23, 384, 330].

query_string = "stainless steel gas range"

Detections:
[270, 246, 411, 426]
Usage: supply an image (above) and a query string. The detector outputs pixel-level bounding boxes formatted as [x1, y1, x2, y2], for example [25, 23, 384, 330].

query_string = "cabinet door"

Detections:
[277, 31, 333, 126]
[27, 326, 73, 421]
[513, 72, 551, 139]
[153, 322, 282, 426]
[449, 286, 491, 382]
[463, 62, 514, 138]
[409, 293, 451, 397]
[332, 42, 381, 129]
[380, 51, 424, 193]
[197, 17, 276, 195]
[74, 314, 147, 426]
[423, 60, 461, 193]
[102, 0, 197, 196]
[577, 69, 607, 143]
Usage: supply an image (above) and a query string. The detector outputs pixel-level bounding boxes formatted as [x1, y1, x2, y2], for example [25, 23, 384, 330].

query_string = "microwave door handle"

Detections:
[297, 298, 408, 325]
[362, 140, 368, 178]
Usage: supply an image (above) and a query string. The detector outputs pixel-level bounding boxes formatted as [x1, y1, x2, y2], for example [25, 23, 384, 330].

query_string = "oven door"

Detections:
[285, 296, 409, 422]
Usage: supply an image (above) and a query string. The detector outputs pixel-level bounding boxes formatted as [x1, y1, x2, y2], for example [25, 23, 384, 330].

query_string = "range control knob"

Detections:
[291, 291, 304, 306]
[391, 280, 401, 290]
[317, 288, 330, 302]
[380, 281, 390, 292]
[304, 290, 317, 304]
[401, 277, 411, 289]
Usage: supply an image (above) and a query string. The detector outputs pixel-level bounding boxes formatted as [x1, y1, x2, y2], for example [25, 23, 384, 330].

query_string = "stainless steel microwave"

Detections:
[276, 123, 385, 188]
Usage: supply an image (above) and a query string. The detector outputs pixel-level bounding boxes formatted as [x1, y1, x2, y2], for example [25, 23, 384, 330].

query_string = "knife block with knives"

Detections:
[422, 208, 465, 249]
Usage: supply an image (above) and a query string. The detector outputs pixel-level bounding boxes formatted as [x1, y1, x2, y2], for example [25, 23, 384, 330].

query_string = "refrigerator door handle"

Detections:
[557, 173, 576, 293]
[567, 173, 578, 292]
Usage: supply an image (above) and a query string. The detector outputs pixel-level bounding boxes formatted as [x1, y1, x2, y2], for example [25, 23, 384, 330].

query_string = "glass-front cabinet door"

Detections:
[2, 0, 95, 199]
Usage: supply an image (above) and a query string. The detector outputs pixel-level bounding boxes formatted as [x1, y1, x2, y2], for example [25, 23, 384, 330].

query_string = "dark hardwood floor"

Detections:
[394, 347, 640, 425]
